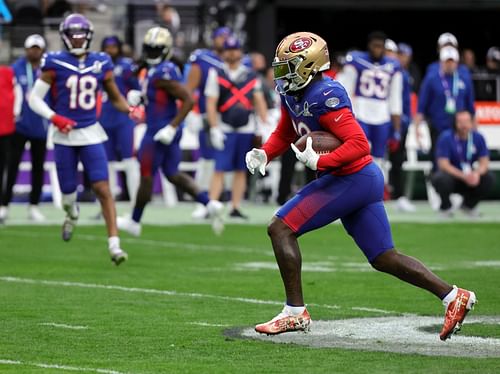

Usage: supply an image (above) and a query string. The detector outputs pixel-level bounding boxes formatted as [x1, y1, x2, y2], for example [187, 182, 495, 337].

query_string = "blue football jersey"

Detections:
[347, 51, 401, 99]
[185, 48, 223, 114]
[100, 57, 139, 128]
[41, 51, 113, 128]
[144, 60, 183, 135]
[281, 76, 352, 137]
[341, 51, 402, 125]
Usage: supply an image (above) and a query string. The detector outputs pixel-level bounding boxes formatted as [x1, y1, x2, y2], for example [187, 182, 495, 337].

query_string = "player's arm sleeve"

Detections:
[316, 108, 370, 170]
[204, 68, 219, 98]
[28, 79, 55, 120]
[261, 105, 298, 161]
[13, 79, 23, 117]
[389, 71, 403, 116]
[335, 65, 357, 98]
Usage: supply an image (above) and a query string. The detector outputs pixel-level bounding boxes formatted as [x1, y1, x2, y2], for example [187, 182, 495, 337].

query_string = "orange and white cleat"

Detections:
[440, 286, 476, 341]
[255, 307, 311, 335]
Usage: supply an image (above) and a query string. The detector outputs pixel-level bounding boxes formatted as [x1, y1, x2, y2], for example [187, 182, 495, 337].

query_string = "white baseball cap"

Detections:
[440, 46, 459, 62]
[24, 34, 46, 49]
[437, 32, 458, 48]
[384, 38, 398, 53]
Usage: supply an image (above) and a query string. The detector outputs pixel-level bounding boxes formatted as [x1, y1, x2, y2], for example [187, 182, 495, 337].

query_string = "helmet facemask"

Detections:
[272, 32, 330, 95]
[272, 55, 313, 94]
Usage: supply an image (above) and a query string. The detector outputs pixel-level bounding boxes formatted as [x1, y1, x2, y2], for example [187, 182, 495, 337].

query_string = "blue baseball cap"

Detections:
[212, 27, 231, 39]
[398, 42, 413, 56]
[101, 35, 121, 50]
[224, 35, 241, 50]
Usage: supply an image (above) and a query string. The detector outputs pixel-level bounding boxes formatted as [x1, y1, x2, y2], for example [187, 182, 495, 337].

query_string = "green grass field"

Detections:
[1, 211, 500, 373]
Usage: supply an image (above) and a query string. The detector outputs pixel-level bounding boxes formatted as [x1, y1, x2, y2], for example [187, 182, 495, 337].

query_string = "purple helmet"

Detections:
[59, 13, 94, 55]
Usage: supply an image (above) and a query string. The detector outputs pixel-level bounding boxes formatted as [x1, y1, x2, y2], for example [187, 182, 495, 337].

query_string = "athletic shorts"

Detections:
[276, 162, 394, 262]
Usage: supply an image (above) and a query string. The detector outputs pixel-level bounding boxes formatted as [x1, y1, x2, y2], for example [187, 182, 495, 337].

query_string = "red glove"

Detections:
[51, 114, 76, 133]
[129, 105, 145, 123]
[387, 138, 400, 153]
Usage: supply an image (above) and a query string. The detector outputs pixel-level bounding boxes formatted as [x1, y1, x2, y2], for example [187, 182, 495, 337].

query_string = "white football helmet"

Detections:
[143, 27, 173, 65]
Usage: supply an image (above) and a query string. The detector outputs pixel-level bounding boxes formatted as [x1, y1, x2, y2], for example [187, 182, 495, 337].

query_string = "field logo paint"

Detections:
[235, 316, 500, 357]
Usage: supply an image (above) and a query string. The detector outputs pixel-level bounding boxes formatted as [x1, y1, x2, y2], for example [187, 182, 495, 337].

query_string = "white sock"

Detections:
[285, 304, 305, 316]
[122, 157, 140, 207]
[195, 158, 215, 191]
[62, 192, 77, 208]
[108, 236, 120, 251]
[442, 285, 458, 306]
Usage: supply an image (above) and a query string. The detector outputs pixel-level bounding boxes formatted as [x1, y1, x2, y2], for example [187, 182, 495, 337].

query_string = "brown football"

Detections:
[294, 131, 342, 155]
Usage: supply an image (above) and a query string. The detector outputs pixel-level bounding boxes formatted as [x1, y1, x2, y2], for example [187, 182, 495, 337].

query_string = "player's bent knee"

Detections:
[370, 248, 398, 272]
[92, 180, 112, 200]
[267, 217, 293, 239]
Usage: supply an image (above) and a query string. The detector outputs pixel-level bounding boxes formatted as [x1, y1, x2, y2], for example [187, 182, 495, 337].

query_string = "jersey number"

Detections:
[66, 75, 98, 110]
[359, 69, 390, 99]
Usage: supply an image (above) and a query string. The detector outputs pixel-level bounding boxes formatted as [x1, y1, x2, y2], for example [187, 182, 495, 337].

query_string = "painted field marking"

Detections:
[2, 230, 272, 256]
[187, 322, 232, 327]
[238, 315, 500, 358]
[0, 358, 130, 374]
[0, 275, 397, 315]
[39, 322, 89, 330]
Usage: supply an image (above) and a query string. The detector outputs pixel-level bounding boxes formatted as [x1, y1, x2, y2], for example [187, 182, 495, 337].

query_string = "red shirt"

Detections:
[0, 66, 15, 136]
[262, 106, 372, 176]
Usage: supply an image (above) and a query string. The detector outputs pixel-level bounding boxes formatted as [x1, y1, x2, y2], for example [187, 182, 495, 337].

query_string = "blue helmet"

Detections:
[59, 13, 94, 55]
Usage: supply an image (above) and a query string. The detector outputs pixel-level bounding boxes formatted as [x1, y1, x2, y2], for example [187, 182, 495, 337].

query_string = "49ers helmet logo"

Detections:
[289, 37, 313, 53]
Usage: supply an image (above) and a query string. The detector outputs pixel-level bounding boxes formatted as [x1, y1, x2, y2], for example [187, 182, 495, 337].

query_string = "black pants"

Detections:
[0, 134, 12, 204]
[431, 170, 495, 210]
[277, 147, 316, 205]
[388, 128, 409, 199]
[2, 132, 47, 206]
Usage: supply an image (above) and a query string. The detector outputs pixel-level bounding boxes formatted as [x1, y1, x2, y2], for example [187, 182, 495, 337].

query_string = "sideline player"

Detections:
[29, 13, 137, 265]
[184, 26, 231, 219]
[99, 35, 141, 208]
[337, 31, 402, 178]
[245, 32, 476, 340]
[117, 27, 224, 237]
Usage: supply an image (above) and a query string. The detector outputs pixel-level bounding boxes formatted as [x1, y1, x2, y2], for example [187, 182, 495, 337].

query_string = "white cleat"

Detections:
[110, 248, 128, 266]
[28, 205, 46, 222]
[117, 216, 142, 237]
[396, 196, 417, 212]
[191, 203, 209, 219]
[207, 200, 225, 235]
[0, 206, 8, 224]
[62, 203, 79, 242]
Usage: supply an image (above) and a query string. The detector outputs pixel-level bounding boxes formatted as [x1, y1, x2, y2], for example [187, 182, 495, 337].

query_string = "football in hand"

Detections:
[294, 131, 342, 155]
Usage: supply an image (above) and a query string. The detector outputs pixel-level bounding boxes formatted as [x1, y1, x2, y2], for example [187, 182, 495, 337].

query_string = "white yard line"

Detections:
[0, 358, 129, 374]
[3, 230, 271, 256]
[187, 322, 232, 327]
[0, 276, 396, 315]
[39, 322, 89, 330]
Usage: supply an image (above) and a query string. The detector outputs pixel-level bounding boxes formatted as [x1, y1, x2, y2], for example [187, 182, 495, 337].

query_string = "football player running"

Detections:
[117, 27, 224, 237]
[29, 13, 136, 265]
[245, 32, 476, 340]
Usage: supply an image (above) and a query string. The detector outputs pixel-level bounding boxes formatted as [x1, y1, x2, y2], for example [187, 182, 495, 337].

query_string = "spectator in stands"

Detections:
[2, 34, 48, 222]
[414, 46, 475, 167]
[205, 36, 268, 219]
[0, 65, 16, 224]
[473, 46, 500, 101]
[389, 41, 417, 212]
[431, 110, 495, 218]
